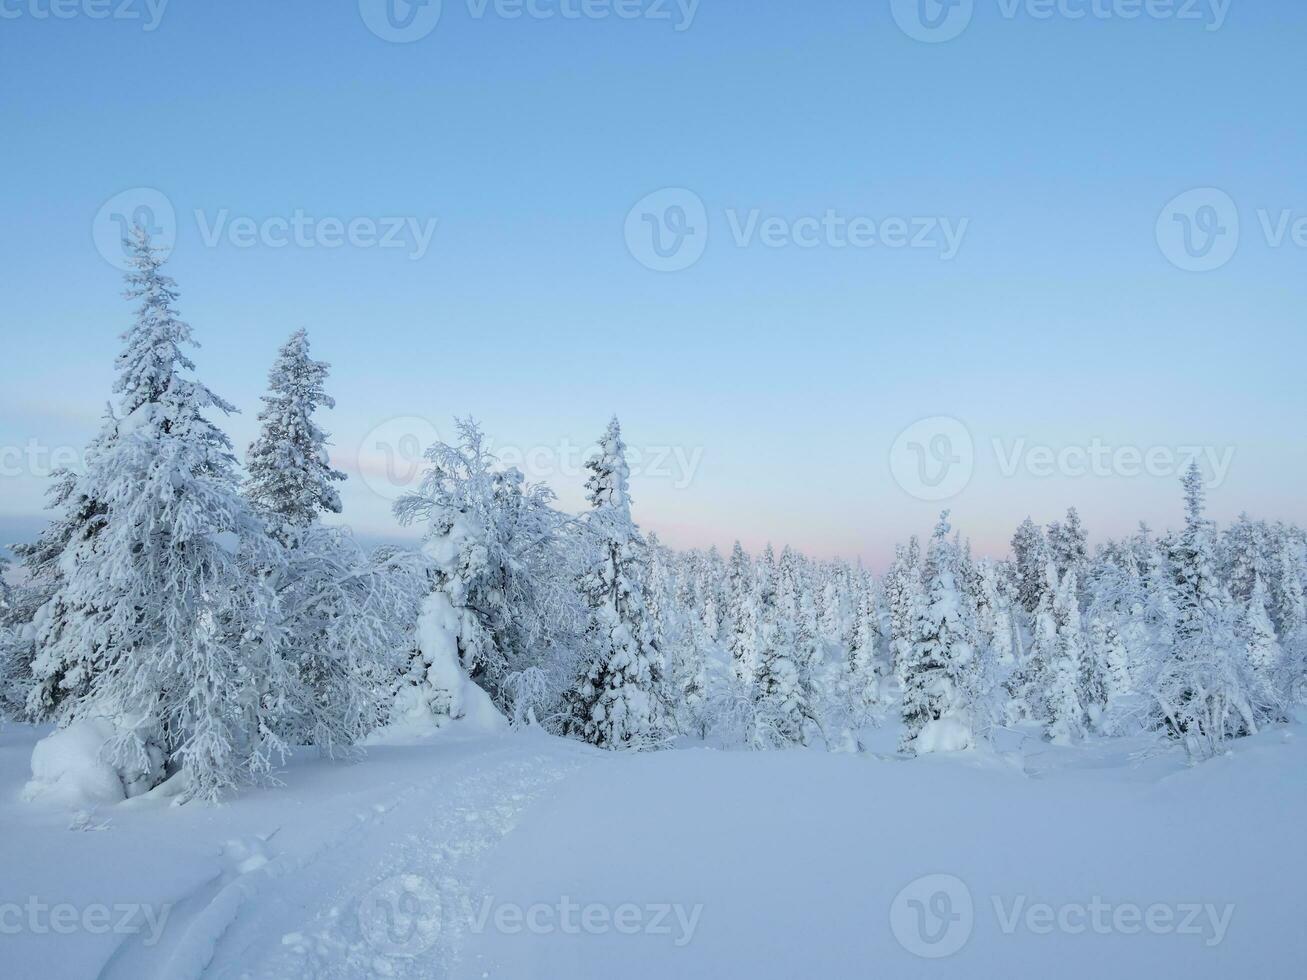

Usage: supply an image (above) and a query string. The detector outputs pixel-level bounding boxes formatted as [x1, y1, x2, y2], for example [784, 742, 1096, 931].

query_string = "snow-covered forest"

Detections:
[3, 231, 1304, 807]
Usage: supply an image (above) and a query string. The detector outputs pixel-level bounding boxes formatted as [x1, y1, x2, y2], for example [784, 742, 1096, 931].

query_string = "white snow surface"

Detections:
[2, 717, 1304, 978]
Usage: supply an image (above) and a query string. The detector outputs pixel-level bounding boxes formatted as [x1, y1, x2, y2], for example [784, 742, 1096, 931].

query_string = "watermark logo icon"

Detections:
[359, 0, 443, 42]
[625, 187, 709, 272]
[890, 0, 974, 43]
[358, 874, 443, 956]
[890, 416, 974, 501]
[1156, 187, 1239, 272]
[93, 187, 176, 270]
[890, 873, 974, 958]
[356, 416, 440, 501]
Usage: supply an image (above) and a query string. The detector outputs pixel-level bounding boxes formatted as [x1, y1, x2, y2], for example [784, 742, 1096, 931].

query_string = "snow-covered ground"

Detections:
[2, 719, 1304, 979]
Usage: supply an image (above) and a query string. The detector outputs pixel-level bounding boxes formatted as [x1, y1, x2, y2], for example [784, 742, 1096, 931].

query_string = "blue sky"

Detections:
[2, 0, 1305, 569]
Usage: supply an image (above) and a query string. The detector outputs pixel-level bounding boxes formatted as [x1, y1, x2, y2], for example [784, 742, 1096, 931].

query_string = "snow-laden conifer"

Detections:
[565, 418, 664, 749]
[900, 513, 983, 754]
[26, 228, 289, 801]
[245, 328, 345, 538]
[1146, 464, 1272, 757]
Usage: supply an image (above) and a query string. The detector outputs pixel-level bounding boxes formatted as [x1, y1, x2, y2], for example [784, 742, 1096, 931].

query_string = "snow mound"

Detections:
[912, 714, 974, 754]
[367, 677, 507, 745]
[23, 719, 127, 808]
[367, 577, 508, 745]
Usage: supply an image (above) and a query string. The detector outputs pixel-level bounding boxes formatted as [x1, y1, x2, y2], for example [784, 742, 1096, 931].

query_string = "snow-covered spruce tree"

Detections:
[885, 538, 923, 688]
[245, 328, 345, 540]
[1005, 561, 1058, 724]
[1241, 575, 1282, 694]
[727, 541, 757, 686]
[648, 534, 700, 735]
[695, 548, 726, 648]
[1011, 517, 1050, 616]
[1044, 569, 1088, 743]
[1220, 514, 1273, 607]
[241, 328, 416, 752]
[564, 418, 664, 749]
[845, 569, 884, 719]
[393, 418, 579, 734]
[899, 513, 984, 754]
[1147, 464, 1271, 758]
[1005, 562, 1088, 742]
[1048, 507, 1089, 594]
[1083, 554, 1146, 728]
[776, 548, 813, 667]
[1270, 530, 1306, 653]
[698, 546, 726, 648]
[0, 556, 27, 719]
[750, 543, 809, 747]
[26, 228, 293, 802]
[667, 553, 714, 738]
[1133, 523, 1178, 654]
[11, 412, 121, 720]
[817, 566, 845, 648]
[973, 560, 1015, 667]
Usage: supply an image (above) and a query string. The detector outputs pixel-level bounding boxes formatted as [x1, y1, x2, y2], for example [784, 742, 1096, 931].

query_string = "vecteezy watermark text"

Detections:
[354, 416, 705, 501]
[625, 187, 968, 272]
[889, 416, 1235, 501]
[0, 897, 173, 947]
[0, 440, 88, 479]
[1157, 187, 1307, 272]
[890, 873, 1234, 959]
[92, 188, 438, 270]
[193, 210, 437, 259]
[357, 0, 699, 43]
[891, 0, 1231, 44]
[0, 0, 169, 30]
[357, 876, 702, 957]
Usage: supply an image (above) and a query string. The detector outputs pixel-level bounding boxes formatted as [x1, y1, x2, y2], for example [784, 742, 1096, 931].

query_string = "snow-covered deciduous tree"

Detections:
[565, 418, 664, 749]
[266, 527, 425, 753]
[245, 328, 345, 540]
[392, 418, 579, 735]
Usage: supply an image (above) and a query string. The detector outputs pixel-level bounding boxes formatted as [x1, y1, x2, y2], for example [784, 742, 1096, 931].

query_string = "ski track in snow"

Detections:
[99, 742, 588, 980]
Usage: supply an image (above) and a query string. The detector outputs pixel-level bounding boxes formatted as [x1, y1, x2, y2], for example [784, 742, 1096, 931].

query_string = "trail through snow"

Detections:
[2, 731, 592, 980]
